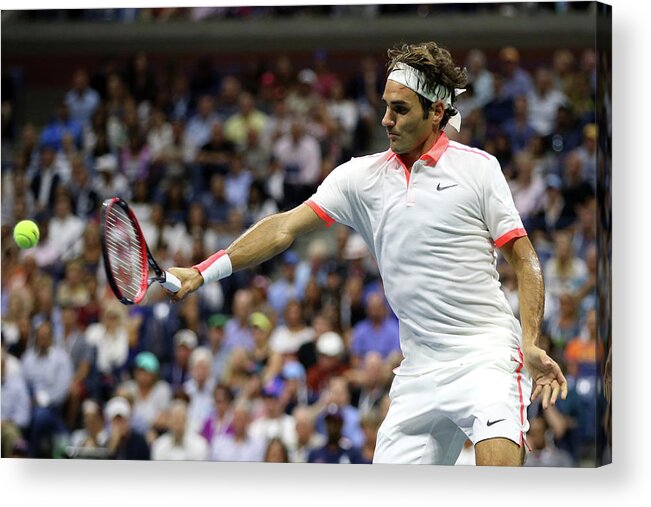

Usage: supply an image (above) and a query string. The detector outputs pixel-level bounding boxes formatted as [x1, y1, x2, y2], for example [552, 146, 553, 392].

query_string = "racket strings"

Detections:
[104, 206, 147, 301]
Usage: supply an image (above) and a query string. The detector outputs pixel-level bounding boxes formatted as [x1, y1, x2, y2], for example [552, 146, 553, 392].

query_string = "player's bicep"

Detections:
[283, 203, 328, 238]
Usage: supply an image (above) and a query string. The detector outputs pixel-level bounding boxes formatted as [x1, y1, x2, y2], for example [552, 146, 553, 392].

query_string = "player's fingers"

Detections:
[531, 383, 543, 401]
[541, 384, 552, 410]
[550, 380, 560, 405]
[560, 378, 569, 400]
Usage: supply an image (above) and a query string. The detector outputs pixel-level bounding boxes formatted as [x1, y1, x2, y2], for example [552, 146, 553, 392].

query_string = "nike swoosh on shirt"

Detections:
[436, 183, 459, 191]
[486, 418, 506, 427]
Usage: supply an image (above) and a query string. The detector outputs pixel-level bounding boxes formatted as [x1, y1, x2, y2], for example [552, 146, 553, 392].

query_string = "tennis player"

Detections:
[169, 42, 567, 466]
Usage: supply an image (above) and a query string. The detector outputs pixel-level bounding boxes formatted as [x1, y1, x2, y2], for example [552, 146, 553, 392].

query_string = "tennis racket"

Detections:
[100, 197, 181, 305]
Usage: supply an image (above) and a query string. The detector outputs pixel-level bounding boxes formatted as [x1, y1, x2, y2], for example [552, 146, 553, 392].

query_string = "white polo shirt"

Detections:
[306, 133, 527, 375]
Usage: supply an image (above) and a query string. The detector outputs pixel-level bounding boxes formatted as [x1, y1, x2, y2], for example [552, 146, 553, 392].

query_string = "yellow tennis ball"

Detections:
[13, 220, 40, 249]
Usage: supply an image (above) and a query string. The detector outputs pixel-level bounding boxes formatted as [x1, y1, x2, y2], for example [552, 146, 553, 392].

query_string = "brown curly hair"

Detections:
[387, 42, 467, 126]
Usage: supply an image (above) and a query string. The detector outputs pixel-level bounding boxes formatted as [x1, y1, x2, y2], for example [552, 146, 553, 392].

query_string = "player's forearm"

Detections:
[513, 250, 545, 351]
[226, 212, 296, 271]
[193, 211, 295, 285]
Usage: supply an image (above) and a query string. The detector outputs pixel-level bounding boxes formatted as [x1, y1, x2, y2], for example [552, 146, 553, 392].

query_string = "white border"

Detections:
[2, 1, 648, 506]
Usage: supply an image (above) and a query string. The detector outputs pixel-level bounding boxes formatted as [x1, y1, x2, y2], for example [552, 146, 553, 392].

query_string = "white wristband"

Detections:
[193, 250, 233, 284]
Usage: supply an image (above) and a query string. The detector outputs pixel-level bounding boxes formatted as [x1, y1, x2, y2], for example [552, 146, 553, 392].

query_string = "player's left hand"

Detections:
[522, 345, 568, 409]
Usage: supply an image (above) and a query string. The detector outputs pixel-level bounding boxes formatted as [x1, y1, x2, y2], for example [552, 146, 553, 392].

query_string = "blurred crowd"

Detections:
[8, 3, 595, 23]
[1, 34, 609, 466]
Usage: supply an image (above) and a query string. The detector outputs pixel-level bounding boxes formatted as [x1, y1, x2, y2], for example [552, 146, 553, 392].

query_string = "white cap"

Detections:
[298, 68, 317, 85]
[343, 233, 368, 260]
[96, 154, 118, 173]
[316, 332, 345, 357]
[175, 329, 198, 349]
[105, 396, 131, 420]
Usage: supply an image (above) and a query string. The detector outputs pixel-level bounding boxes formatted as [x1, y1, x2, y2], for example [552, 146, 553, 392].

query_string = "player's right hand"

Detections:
[166, 267, 204, 301]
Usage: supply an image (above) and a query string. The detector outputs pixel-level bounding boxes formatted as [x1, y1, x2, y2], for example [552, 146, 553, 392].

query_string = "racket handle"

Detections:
[161, 271, 182, 293]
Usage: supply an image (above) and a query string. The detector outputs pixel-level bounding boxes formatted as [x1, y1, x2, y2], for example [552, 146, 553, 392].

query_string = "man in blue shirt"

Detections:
[21, 320, 73, 457]
[350, 292, 401, 367]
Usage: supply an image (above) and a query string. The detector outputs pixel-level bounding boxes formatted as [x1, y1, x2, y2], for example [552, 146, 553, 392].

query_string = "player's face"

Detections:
[381, 80, 440, 160]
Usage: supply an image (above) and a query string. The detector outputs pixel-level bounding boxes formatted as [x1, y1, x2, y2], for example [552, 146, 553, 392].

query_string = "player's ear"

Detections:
[431, 100, 445, 127]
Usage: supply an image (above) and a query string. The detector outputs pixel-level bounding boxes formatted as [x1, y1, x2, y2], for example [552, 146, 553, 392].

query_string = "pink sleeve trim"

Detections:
[193, 249, 227, 273]
[305, 200, 335, 227]
[494, 228, 527, 248]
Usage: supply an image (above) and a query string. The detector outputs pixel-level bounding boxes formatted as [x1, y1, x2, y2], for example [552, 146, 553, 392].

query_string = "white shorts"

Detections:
[373, 348, 531, 465]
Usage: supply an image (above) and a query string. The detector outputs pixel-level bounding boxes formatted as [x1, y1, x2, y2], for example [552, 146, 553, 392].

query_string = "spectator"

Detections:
[29, 144, 65, 214]
[183, 347, 216, 434]
[349, 351, 389, 417]
[185, 94, 221, 152]
[269, 299, 315, 357]
[68, 399, 108, 452]
[306, 332, 348, 397]
[204, 313, 230, 382]
[528, 174, 575, 235]
[561, 151, 594, 217]
[524, 415, 573, 467]
[545, 292, 581, 355]
[21, 320, 73, 457]
[58, 304, 94, 429]
[194, 121, 236, 188]
[224, 154, 253, 211]
[359, 409, 382, 464]
[308, 403, 364, 464]
[249, 311, 273, 373]
[104, 396, 150, 460]
[285, 68, 320, 117]
[264, 437, 289, 463]
[210, 399, 266, 462]
[497, 46, 534, 101]
[151, 399, 209, 461]
[564, 309, 604, 378]
[544, 229, 588, 300]
[527, 67, 568, 137]
[1, 350, 31, 458]
[509, 150, 546, 222]
[93, 153, 129, 202]
[314, 375, 364, 449]
[85, 302, 132, 397]
[117, 351, 172, 438]
[249, 378, 295, 447]
[571, 123, 597, 182]
[267, 251, 309, 316]
[201, 173, 233, 226]
[272, 120, 322, 209]
[56, 260, 91, 309]
[501, 95, 537, 154]
[244, 179, 279, 227]
[200, 383, 235, 446]
[549, 104, 582, 154]
[68, 156, 100, 220]
[161, 328, 197, 397]
[224, 91, 269, 150]
[464, 49, 494, 108]
[223, 289, 255, 352]
[350, 292, 400, 367]
[286, 404, 325, 463]
[326, 79, 359, 156]
[40, 102, 83, 153]
[46, 191, 85, 262]
[65, 69, 101, 126]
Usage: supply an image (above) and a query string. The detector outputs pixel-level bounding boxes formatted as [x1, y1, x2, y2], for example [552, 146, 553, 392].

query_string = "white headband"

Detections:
[387, 62, 466, 132]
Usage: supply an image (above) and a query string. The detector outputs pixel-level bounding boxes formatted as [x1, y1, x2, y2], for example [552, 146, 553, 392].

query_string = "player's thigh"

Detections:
[475, 437, 525, 466]
[458, 351, 531, 448]
[374, 371, 467, 465]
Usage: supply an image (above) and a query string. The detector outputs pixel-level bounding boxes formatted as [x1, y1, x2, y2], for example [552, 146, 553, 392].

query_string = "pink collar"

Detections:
[390, 131, 450, 170]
